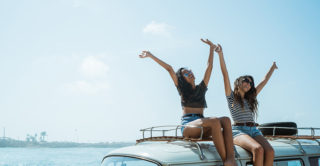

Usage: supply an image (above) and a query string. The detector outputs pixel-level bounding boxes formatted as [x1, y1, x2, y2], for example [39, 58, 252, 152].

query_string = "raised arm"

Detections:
[201, 38, 217, 86]
[256, 62, 278, 95]
[139, 51, 178, 86]
[216, 44, 232, 96]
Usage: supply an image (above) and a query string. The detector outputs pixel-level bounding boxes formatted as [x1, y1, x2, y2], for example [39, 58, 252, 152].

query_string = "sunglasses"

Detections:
[183, 70, 192, 77]
[241, 78, 253, 86]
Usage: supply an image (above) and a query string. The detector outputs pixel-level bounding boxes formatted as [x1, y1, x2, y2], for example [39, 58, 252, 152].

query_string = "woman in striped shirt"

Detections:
[216, 44, 278, 166]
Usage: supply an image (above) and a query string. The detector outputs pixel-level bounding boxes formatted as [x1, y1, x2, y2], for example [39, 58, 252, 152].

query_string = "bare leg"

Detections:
[219, 117, 236, 166]
[254, 135, 274, 166]
[234, 134, 264, 166]
[183, 117, 227, 162]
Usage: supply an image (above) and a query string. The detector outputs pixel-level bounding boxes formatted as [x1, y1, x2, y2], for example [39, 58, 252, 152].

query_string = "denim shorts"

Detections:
[232, 125, 263, 138]
[181, 114, 204, 134]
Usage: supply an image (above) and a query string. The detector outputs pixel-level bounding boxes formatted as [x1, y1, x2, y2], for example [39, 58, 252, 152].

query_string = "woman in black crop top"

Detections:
[139, 39, 236, 166]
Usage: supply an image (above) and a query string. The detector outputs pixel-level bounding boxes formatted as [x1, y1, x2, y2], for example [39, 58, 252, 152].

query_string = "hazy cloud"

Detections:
[72, 0, 89, 8]
[66, 80, 109, 94]
[80, 56, 109, 78]
[72, 0, 83, 8]
[143, 21, 174, 36]
[63, 55, 110, 95]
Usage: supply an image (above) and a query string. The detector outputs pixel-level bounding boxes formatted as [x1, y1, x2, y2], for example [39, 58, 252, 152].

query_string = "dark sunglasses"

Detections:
[241, 78, 253, 86]
[183, 70, 192, 77]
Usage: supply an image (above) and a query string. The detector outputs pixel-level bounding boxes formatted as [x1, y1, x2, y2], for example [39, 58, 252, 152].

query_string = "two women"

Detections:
[139, 39, 236, 166]
[140, 40, 277, 166]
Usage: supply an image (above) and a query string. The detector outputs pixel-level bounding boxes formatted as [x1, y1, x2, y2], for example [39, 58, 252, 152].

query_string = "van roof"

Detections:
[106, 139, 320, 165]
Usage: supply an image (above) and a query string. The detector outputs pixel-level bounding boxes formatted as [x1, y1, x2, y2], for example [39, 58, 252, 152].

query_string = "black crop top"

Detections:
[177, 80, 208, 108]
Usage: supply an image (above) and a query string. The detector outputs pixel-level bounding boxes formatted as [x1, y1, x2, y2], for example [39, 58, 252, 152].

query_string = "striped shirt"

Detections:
[226, 91, 255, 123]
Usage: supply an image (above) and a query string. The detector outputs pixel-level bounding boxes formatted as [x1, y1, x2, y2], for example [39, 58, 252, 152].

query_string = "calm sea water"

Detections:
[0, 147, 116, 166]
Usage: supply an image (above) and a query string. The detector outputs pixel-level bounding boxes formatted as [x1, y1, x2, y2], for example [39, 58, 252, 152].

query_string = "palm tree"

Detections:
[40, 131, 47, 142]
[26, 134, 30, 142]
[33, 133, 37, 142]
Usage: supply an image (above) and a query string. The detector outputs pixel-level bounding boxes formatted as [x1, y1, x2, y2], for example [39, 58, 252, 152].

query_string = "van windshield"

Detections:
[101, 156, 159, 166]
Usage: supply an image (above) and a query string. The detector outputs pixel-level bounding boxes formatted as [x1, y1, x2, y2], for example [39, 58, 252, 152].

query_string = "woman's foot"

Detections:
[224, 158, 237, 166]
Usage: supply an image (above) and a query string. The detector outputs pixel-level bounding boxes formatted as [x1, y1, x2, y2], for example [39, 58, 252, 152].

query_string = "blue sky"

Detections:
[0, 0, 320, 142]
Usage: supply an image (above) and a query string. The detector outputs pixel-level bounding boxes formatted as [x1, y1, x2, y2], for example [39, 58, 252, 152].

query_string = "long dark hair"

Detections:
[234, 75, 259, 117]
[176, 68, 193, 103]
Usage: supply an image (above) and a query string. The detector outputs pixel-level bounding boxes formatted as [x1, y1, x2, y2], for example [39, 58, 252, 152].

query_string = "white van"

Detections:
[101, 122, 320, 166]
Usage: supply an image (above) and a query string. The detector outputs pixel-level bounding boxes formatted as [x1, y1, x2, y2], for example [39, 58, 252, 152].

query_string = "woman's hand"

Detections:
[139, 50, 178, 86]
[139, 51, 153, 58]
[272, 62, 278, 69]
[256, 61, 278, 95]
[215, 44, 223, 54]
[201, 38, 217, 50]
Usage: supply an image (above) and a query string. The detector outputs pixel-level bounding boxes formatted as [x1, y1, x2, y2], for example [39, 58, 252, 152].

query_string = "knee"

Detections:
[265, 147, 275, 158]
[205, 117, 220, 127]
[220, 116, 231, 125]
[252, 145, 264, 156]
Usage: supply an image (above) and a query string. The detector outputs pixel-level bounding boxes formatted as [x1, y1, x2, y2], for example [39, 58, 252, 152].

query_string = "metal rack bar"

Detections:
[191, 141, 205, 160]
[140, 125, 205, 141]
[140, 126, 320, 142]
[258, 126, 320, 138]
[314, 139, 320, 146]
[294, 139, 306, 154]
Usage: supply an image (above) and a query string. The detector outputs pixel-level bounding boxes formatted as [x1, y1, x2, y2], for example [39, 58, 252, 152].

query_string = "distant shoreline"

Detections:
[0, 138, 133, 148]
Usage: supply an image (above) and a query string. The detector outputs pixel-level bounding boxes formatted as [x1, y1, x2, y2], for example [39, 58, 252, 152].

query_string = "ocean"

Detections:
[0, 147, 116, 166]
